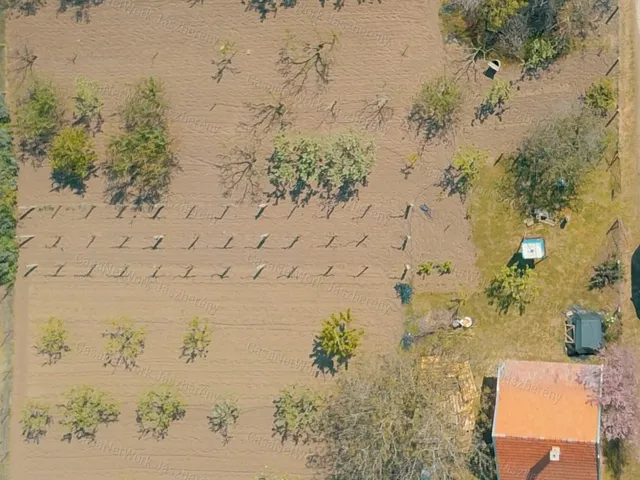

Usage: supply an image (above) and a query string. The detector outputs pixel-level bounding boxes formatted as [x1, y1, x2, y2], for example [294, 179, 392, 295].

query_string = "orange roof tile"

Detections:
[493, 360, 602, 443]
[495, 437, 599, 480]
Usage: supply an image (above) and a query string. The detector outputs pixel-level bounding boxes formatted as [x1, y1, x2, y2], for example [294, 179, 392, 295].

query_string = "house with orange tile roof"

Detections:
[492, 360, 603, 480]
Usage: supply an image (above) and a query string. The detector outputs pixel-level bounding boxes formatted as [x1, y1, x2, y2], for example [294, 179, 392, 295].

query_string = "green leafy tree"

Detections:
[181, 316, 212, 363]
[484, 0, 528, 31]
[272, 384, 322, 445]
[35, 317, 70, 365]
[585, 77, 616, 117]
[312, 309, 364, 375]
[440, 146, 486, 200]
[268, 133, 322, 204]
[20, 400, 52, 443]
[524, 37, 558, 72]
[508, 111, 607, 215]
[320, 132, 375, 202]
[105, 77, 175, 206]
[136, 386, 186, 440]
[49, 126, 97, 192]
[15, 79, 63, 155]
[58, 386, 120, 441]
[102, 318, 146, 371]
[476, 79, 511, 123]
[408, 76, 461, 141]
[208, 399, 240, 444]
[486, 264, 538, 314]
[73, 76, 104, 129]
[589, 257, 623, 290]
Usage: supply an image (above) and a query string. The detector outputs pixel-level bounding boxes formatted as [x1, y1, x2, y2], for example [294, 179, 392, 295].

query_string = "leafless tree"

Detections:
[240, 94, 292, 135]
[454, 45, 488, 82]
[11, 44, 37, 84]
[309, 350, 495, 480]
[212, 42, 240, 84]
[358, 94, 394, 131]
[278, 30, 339, 94]
[495, 14, 529, 60]
[214, 144, 264, 203]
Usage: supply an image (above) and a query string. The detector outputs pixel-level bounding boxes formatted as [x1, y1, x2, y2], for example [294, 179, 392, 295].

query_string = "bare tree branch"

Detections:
[278, 30, 339, 94]
[213, 145, 264, 203]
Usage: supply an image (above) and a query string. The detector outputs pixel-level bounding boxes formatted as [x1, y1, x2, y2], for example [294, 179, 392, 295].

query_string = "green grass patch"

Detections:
[417, 158, 625, 376]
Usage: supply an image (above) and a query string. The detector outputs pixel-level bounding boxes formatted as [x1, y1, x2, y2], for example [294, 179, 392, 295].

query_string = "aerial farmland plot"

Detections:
[0, 0, 627, 479]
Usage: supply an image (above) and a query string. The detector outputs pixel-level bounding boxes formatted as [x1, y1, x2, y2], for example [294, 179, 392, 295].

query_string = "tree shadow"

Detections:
[310, 338, 336, 377]
[467, 377, 497, 479]
[104, 160, 181, 210]
[436, 165, 466, 201]
[506, 252, 534, 271]
[58, 0, 105, 23]
[604, 438, 626, 480]
[50, 167, 97, 196]
[5, 0, 45, 17]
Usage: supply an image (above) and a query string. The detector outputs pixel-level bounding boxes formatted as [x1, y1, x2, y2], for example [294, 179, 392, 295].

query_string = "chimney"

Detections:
[550, 446, 561, 462]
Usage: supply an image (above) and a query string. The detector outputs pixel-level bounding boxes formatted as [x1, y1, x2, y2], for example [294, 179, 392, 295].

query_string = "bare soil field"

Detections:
[4, 0, 618, 479]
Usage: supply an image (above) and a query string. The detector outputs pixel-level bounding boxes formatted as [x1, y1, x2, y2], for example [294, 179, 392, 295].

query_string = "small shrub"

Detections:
[417, 262, 434, 276]
[50, 126, 97, 192]
[440, 146, 486, 199]
[208, 399, 240, 444]
[408, 76, 461, 141]
[437, 261, 453, 275]
[484, 0, 528, 31]
[312, 309, 364, 375]
[119, 77, 167, 131]
[15, 79, 63, 155]
[181, 316, 212, 363]
[20, 400, 52, 443]
[394, 282, 413, 305]
[58, 386, 120, 441]
[585, 78, 616, 117]
[524, 37, 558, 72]
[603, 312, 622, 343]
[136, 386, 186, 440]
[589, 257, 623, 290]
[272, 384, 322, 445]
[486, 264, 538, 314]
[35, 317, 70, 365]
[476, 79, 511, 123]
[73, 76, 104, 128]
[102, 318, 146, 371]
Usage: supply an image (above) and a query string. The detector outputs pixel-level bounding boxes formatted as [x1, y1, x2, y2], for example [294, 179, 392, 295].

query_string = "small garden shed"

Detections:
[565, 308, 604, 356]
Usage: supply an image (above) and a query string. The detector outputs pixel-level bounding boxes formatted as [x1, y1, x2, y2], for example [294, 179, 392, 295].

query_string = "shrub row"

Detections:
[0, 93, 18, 287]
